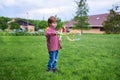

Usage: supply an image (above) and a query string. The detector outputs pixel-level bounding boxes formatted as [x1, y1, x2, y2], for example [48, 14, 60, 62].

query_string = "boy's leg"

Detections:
[47, 51, 55, 70]
[52, 50, 59, 69]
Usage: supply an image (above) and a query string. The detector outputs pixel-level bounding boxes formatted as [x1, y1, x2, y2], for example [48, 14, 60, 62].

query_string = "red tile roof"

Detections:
[89, 13, 108, 27]
[65, 13, 109, 28]
[65, 20, 75, 27]
[65, 12, 120, 28]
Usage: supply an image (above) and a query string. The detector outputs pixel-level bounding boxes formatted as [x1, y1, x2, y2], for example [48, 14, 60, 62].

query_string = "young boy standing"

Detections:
[45, 16, 61, 72]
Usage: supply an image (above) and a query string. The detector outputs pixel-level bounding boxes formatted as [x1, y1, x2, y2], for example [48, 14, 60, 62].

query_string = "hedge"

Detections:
[0, 32, 44, 36]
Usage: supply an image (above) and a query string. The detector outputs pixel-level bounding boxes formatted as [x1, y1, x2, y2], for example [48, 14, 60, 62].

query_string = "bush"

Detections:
[0, 31, 44, 36]
[103, 9, 120, 34]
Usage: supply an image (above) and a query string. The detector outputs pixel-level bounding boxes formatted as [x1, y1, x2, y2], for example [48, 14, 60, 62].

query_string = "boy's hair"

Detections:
[48, 16, 57, 26]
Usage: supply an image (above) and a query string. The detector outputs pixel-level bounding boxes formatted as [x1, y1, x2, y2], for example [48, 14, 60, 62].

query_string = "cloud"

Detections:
[0, 0, 76, 20]
[0, 0, 16, 7]
[87, 0, 120, 15]
[17, 6, 75, 20]
[0, 0, 120, 21]
[30, 6, 70, 14]
[8, 0, 76, 20]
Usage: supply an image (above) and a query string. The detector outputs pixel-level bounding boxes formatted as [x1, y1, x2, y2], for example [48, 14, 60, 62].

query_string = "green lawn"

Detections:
[0, 34, 120, 80]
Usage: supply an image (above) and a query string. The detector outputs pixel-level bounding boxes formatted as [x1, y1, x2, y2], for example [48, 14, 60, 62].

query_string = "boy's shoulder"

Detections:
[45, 27, 49, 31]
[45, 27, 51, 32]
[46, 27, 56, 33]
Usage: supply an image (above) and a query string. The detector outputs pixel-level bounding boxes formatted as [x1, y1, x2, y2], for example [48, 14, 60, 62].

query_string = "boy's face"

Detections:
[51, 22, 57, 28]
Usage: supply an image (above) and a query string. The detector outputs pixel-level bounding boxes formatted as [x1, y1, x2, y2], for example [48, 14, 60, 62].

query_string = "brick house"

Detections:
[88, 13, 108, 31]
[16, 20, 35, 32]
[65, 12, 120, 33]
[64, 13, 110, 33]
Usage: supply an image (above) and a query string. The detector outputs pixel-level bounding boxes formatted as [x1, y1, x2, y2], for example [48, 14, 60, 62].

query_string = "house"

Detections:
[64, 13, 109, 33]
[65, 20, 75, 28]
[87, 12, 120, 33]
[84, 13, 109, 33]
[65, 12, 120, 33]
[16, 20, 35, 32]
[88, 13, 108, 31]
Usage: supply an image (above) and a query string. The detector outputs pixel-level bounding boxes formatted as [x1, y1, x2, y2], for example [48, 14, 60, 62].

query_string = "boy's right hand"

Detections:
[55, 31, 61, 35]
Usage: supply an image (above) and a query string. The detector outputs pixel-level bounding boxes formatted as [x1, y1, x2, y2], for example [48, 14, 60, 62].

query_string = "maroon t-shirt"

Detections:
[45, 27, 61, 52]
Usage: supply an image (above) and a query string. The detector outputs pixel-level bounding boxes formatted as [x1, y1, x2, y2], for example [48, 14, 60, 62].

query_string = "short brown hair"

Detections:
[48, 16, 57, 26]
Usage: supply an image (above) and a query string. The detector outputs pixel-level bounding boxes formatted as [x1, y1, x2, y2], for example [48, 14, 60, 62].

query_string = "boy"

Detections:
[45, 16, 61, 72]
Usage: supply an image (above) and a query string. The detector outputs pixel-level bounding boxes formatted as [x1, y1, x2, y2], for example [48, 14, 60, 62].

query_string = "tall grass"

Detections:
[0, 34, 120, 80]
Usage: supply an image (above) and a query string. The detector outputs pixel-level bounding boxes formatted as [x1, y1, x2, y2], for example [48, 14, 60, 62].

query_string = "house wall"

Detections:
[20, 25, 35, 32]
[27, 25, 35, 32]
[20, 25, 27, 30]
[83, 27, 105, 34]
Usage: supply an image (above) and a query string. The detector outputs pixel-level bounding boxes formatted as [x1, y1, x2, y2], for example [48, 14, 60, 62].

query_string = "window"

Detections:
[96, 17, 100, 20]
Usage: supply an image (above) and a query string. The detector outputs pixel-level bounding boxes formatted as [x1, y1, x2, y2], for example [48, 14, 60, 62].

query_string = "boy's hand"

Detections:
[55, 31, 61, 35]
[59, 39, 62, 42]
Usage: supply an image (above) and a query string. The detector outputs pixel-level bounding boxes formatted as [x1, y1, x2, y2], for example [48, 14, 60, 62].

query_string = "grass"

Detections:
[0, 34, 120, 80]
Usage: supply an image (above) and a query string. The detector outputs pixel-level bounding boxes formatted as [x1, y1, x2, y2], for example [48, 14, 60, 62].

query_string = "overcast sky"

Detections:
[0, 0, 120, 21]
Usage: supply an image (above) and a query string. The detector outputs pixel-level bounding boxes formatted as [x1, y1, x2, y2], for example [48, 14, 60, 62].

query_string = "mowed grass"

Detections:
[0, 34, 120, 80]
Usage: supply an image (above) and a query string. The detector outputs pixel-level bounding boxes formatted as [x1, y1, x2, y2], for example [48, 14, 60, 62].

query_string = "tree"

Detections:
[33, 20, 40, 30]
[38, 20, 47, 29]
[74, 0, 89, 33]
[103, 9, 120, 34]
[0, 16, 9, 30]
[56, 18, 63, 30]
[55, 15, 63, 30]
[9, 22, 20, 30]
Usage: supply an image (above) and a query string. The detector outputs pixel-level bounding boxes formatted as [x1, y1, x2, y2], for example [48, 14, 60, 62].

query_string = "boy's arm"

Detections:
[45, 29, 61, 36]
[45, 30, 56, 36]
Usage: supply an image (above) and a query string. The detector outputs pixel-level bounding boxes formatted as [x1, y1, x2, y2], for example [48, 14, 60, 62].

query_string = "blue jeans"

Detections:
[47, 50, 59, 70]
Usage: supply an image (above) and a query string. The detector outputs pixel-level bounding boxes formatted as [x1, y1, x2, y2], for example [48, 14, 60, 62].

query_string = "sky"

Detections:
[0, 0, 120, 21]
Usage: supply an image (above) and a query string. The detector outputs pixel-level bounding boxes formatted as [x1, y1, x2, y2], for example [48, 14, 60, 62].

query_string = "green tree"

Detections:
[55, 15, 63, 30]
[38, 20, 47, 29]
[9, 22, 20, 30]
[103, 9, 120, 34]
[74, 0, 89, 33]
[32, 20, 40, 30]
[0, 16, 9, 30]
[56, 18, 63, 30]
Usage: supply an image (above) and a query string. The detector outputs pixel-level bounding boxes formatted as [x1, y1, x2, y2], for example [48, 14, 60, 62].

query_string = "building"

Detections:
[88, 12, 120, 33]
[64, 13, 109, 33]
[65, 12, 120, 33]
[16, 20, 35, 32]
[88, 13, 108, 31]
